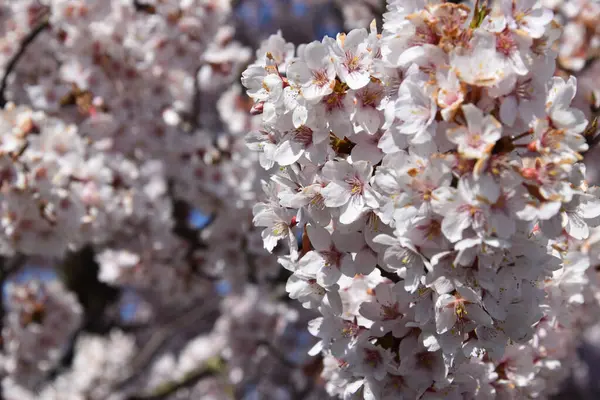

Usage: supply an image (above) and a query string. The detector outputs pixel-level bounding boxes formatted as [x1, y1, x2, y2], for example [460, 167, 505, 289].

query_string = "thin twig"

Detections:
[0, 16, 50, 108]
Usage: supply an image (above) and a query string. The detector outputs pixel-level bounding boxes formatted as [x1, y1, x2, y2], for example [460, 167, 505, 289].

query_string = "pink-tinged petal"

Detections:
[307, 224, 333, 251]
[508, 50, 529, 76]
[500, 95, 518, 126]
[351, 143, 383, 164]
[340, 253, 356, 276]
[354, 248, 377, 275]
[303, 84, 332, 102]
[355, 108, 382, 134]
[333, 231, 364, 252]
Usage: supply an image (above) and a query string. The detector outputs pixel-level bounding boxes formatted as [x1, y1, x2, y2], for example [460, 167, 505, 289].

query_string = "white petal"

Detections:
[307, 224, 333, 251]
[441, 209, 471, 242]
[317, 264, 343, 287]
[435, 295, 457, 334]
[339, 195, 365, 224]
[500, 96, 518, 126]
[321, 181, 351, 207]
[273, 140, 305, 166]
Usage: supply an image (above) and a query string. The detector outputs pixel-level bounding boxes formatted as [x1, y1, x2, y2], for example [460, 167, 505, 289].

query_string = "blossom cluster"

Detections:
[543, 0, 600, 185]
[243, 0, 600, 397]
[0, 0, 267, 300]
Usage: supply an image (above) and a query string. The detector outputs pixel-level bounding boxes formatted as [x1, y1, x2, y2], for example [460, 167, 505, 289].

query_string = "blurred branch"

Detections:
[0, 15, 50, 108]
[127, 357, 225, 400]
[180, 64, 205, 133]
[171, 197, 219, 281]
[115, 303, 218, 390]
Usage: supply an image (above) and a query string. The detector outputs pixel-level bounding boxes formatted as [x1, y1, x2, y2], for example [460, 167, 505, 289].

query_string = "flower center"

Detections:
[292, 125, 313, 146]
[344, 51, 363, 73]
[381, 303, 402, 320]
[345, 175, 364, 195]
[496, 29, 517, 57]
[312, 69, 330, 87]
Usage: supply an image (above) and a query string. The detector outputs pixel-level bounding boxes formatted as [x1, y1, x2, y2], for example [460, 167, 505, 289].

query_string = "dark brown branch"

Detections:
[0, 16, 50, 108]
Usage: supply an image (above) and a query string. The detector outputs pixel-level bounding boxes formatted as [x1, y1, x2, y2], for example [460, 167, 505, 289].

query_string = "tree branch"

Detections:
[114, 303, 218, 390]
[0, 15, 50, 108]
[126, 357, 225, 400]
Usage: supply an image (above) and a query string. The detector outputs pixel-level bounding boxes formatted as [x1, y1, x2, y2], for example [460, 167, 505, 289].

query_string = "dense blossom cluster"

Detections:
[243, 0, 600, 397]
